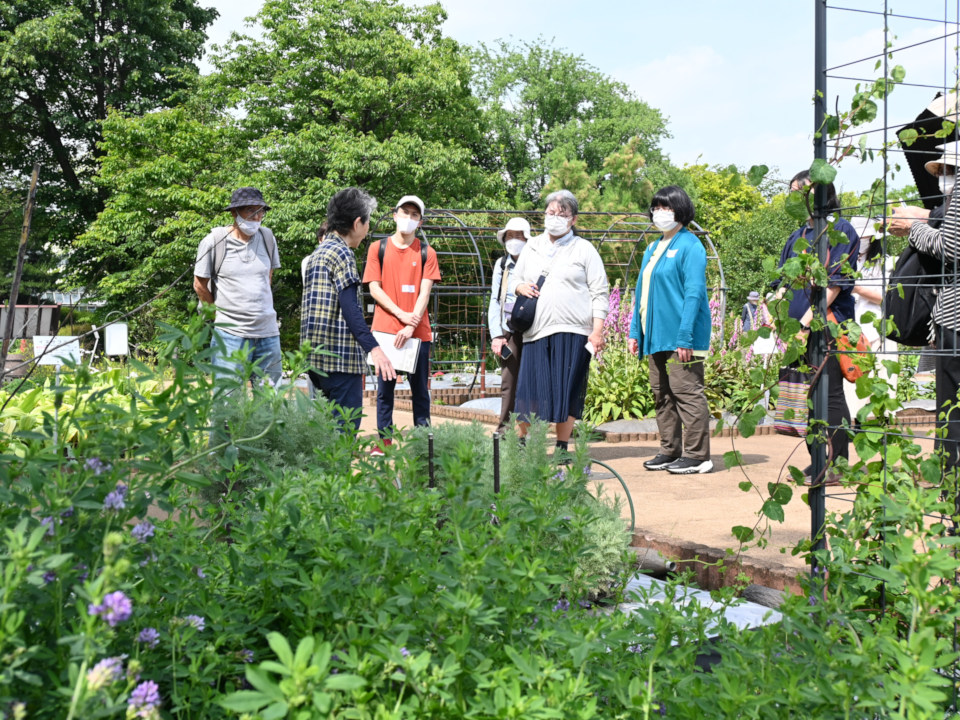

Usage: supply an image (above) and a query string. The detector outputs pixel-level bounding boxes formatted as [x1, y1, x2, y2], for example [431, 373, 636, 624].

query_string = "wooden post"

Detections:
[0, 164, 40, 380]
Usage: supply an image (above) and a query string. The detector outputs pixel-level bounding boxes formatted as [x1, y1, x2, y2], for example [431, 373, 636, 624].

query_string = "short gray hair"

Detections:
[543, 189, 579, 217]
[326, 187, 378, 235]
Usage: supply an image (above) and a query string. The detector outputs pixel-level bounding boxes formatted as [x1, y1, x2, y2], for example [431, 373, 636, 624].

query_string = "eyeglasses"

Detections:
[240, 207, 267, 220]
[545, 211, 572, 219]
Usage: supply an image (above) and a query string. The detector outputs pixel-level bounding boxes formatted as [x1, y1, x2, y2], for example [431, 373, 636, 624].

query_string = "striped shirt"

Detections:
[300, 233, 366, 375]
[909, 184, 960, 337]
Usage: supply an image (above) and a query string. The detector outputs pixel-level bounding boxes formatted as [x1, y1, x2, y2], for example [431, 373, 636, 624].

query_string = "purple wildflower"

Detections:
[86, 656, 124, 691]
[43, 570, 57, 584]
[552, 469, 565, 482]
[85, 457, 110, 475]
[195, 567, 206, 579]
[140, 553, 158, 567]
[400, 647, 410, 658]
[138, 627, 160, 648]
[552, 598, 570, 613]
[40, 516, 56, 536]
[103, 484, 127, 511]
[578, 599, 592, 609]
[89, 591, 132, 627]
[240, 648, 254, 663]
[131, 520, 154, 542]
[128, 680, 161, 719]
[61, 506, 74, 518]
[184, 614, 205, 631]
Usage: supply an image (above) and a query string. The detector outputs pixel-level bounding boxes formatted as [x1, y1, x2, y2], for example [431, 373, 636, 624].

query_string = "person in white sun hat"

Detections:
[487, 216, 532, 433]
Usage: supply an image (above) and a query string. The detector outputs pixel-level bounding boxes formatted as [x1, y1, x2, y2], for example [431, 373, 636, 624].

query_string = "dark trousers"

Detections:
[308, 370, 364, 431]
[808, 352, 850, 464]
[497, 333, 523, 433]
[936, 327, 960, 471]
[648, 351, 710, 461]
[377, 340, 431, 437]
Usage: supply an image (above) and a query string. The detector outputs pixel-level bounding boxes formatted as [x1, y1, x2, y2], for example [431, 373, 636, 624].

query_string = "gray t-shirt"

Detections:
[194, 226, 281, 338]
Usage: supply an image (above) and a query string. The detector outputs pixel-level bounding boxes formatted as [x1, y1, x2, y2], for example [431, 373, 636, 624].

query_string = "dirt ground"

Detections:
[358, 407, 938, 589]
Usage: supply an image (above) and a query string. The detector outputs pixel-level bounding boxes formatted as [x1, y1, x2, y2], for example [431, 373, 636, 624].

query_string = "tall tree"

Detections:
[473, 39, 669, 206]
[0, 0, 217, 248]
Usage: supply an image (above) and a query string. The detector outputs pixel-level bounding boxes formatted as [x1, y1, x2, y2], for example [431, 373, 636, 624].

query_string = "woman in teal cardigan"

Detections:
[628, 186, 713, 474]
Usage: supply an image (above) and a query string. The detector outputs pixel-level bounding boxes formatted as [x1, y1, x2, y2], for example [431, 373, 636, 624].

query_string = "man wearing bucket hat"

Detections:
[487, 217, 532, 433]
[362, 195, 441, 451]
[194, 186, 282, 386]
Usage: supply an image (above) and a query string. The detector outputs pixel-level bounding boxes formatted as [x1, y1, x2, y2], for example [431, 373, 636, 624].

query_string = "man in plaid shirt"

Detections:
[301, 188, 395, 429]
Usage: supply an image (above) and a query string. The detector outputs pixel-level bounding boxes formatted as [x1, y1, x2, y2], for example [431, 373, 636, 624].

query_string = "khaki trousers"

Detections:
[648, 351, 710, 461]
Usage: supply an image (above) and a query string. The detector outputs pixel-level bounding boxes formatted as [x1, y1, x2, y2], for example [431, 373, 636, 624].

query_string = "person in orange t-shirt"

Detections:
[362, 195, 441, 446]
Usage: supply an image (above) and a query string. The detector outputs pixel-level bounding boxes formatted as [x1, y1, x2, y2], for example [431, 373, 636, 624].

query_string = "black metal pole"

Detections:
[810, 0, 829, 582]
[428, 432, 435, 489]
[0, 164, 40, 380]
[493, 432, 501, 494]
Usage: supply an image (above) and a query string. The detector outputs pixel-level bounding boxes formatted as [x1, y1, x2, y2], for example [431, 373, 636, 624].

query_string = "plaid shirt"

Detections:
[300, 233, 366, 375]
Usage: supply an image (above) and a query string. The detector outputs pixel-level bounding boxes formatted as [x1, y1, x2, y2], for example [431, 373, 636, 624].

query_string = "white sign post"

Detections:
[33, 336, 81, 448]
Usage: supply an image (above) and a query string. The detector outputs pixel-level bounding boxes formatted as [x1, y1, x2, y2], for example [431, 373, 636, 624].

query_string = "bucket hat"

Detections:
[924, 141, 960, 177]
[225, 187, 271, 211]
[496, 217, 533, 244]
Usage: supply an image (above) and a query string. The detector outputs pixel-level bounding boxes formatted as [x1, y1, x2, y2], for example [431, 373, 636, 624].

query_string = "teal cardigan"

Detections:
[628, 227, 711, 356]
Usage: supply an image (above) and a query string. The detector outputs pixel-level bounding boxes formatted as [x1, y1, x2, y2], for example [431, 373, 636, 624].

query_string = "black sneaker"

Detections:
[643, 454, 680, 471]
[665, 457, 714, 474]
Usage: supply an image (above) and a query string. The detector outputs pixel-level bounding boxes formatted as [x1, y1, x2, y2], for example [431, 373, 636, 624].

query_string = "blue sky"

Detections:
[202, 0, 959, 195]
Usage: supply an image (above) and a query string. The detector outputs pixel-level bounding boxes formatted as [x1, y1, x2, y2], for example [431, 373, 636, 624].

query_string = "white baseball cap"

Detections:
[395, 195, 425, 215]
[496, 217, 533, 244]
[850, 216, 879, 239]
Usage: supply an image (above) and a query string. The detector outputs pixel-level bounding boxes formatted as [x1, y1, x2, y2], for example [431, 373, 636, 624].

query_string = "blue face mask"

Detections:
[237, 218, 261, 236]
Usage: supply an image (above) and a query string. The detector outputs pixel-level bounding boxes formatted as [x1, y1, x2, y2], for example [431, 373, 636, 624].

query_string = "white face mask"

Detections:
[544, 214, 571, 237]
[652, 209, 678, 232]
[396, 216, 419, 235]
[237, 218, 261, 236]
[505, 238, 526, 257]
[941, 175, 956, 196]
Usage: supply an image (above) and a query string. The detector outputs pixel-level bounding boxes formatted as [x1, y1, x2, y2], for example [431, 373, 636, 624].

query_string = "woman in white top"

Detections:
[513, 189, 609, 455]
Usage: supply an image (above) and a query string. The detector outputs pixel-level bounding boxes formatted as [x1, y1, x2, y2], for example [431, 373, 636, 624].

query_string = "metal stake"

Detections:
[493, 432, 501, 494]
[428, 432, 435, 489]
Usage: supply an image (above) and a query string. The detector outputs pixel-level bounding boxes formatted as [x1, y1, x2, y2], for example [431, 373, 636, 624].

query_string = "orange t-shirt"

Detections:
[362, 237, 441, 342]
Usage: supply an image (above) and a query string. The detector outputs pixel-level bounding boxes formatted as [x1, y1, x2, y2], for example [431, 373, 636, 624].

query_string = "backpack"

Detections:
[883, 244, 944, 346]
[376, 236, 429, 277]
[210, 227, 277, 301]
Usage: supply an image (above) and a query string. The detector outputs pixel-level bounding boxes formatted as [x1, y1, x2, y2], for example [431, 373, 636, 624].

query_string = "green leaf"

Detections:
[890, 64, 906, 83]
[266, 632, 295, 668]
[899, 128, 918, 147]
[785, 190, 809, 222]
[768, 482, 793, 505]
[261, 701, 290, 720]
[761, 498, 785, 523]
[738, 481, 753, 493]
[219, 690, 271, 713]
[746, 164, 769, 186]
[724, 451, 744, 469]
[324, 674, 368, 692]
[809, 158, 837, 185]
[732, 526, 755, 543]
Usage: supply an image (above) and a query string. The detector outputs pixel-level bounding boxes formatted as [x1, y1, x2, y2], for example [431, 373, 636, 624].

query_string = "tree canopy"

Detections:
[473, 39, 669, 207]
[0, 0, 217, 244]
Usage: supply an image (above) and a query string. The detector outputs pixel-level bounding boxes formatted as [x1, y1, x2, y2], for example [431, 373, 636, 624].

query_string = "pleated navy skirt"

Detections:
[515, 332, 591, 424]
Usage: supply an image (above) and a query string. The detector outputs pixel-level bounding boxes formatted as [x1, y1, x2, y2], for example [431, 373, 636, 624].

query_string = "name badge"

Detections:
[401, 284, 416, 293]
[666, 249, 679, 258]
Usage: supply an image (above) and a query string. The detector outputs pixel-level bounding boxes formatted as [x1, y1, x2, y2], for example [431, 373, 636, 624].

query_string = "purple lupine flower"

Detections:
[138, 627, 160, 648]
[86, 457, 110, 475]
[562, 515, 572, 522]
[40, 516, 56, 536]
[139, 553, 158, 567]
[552, 469, 565, 482]
[184, 614, 205, 631]
[131, 520, 155, 542]
[128, 680, 161, 719]
[43, 570, 57, 584]
[103, 484, 127, 511]
[86, 656, 124, 691]
[552, 598, 570, 613]
[61, 506, 75, 518]
[89, 591, 132, 626]
[194, 567, 206, 579]
[582, 465, 592, 476]
[240, 649, 254, 663]
[578, 599, 592, 609]
[400, 647, 410, 658]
